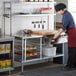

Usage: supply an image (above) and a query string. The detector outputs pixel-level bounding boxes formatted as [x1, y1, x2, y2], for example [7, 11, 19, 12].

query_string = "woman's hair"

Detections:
[55, 3, 66, 12]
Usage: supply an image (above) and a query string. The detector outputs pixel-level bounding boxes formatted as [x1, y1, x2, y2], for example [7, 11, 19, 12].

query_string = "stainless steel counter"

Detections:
[0, 35, 14, 42]
[14, 34, 43, 39]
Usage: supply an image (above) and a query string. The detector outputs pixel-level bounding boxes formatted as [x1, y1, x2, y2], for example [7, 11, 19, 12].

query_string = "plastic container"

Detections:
[0, 61, 2, 68]
[42, 46, 56, 56]
[40, 8, 52, 14]
[0, 60, 6, 68]
[29, 0, 34, 2]
[39, 0, 43, 2]
[44, 0, 48, 2]
[5, 60, 12, 67]
[35, 0, 39, 2]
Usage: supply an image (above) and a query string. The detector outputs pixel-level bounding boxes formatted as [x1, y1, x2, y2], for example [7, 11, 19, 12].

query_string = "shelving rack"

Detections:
[14, 35, 43, 72]
[0, 36, 14, 73]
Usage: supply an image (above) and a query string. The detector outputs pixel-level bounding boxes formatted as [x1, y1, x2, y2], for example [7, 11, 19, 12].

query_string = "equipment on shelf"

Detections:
[23, 29, 32, 36]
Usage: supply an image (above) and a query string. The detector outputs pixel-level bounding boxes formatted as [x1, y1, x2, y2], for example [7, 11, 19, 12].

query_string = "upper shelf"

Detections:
[4, 1, 56, 4]
[3, 13, 56, 18]
[10, 2, 56, 5]
[13, 13, 56, 17]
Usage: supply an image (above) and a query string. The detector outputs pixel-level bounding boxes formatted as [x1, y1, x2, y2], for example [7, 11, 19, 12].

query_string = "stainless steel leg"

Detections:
[22, 39, 24, 72]
[40, 37, 42, 59]
[62, 43, 65, 64]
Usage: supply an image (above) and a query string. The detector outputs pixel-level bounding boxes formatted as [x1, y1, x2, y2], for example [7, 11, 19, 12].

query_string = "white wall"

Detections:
[68, 0, 76, 25]
[55, 0, 68, 23]
[0, 0, 4, 28]
[0, 1, 55, 35]
[0, 0, 11, 34]
[0, 0, 68, 35]
[0, 0, 19, 35]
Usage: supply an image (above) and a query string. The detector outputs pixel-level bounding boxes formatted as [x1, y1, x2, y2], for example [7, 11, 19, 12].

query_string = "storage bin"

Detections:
[40, 8, 52, 14]
[42, 46, 56, 56]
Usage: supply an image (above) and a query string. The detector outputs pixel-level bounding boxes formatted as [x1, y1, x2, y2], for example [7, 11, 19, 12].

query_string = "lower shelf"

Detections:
[15, 54, 40, 62]
[42, 53, 64, 59]
[0, 67, 14, 72]
[15, 53, 64, 62]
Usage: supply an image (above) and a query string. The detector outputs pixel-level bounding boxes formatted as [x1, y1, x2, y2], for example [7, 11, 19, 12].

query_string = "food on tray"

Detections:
[33, 52, 38, 55]
[15, 46, 37, 50]
[15, 46, 22, 49]
[15, 51, 38, 56]
[26, 46, 37, 50]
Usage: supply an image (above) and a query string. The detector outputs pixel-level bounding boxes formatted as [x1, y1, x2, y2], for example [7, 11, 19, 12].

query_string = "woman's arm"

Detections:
[53, 28, 64, 40]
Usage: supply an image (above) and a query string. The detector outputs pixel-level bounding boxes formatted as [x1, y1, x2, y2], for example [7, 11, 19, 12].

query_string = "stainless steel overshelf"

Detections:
[11, 2, 53, 5]
[0, 67, 14, 72]
[5, 13, 55, 18]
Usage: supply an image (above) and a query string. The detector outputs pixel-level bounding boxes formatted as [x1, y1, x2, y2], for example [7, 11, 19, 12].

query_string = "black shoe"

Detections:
[63, 66, 76, 71]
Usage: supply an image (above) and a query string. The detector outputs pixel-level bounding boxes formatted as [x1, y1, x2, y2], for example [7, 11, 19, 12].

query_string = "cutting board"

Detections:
[31, 30, 56, 36]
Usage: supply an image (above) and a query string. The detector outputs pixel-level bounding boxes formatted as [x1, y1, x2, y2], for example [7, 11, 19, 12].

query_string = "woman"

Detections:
[53, 3, 76, 70]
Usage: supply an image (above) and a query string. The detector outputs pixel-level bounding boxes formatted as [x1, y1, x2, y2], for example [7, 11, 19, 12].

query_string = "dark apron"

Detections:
[66, 27, 76, 47]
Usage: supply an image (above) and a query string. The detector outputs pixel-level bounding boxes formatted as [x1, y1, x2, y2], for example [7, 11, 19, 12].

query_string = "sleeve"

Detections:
[62, 15, 69, 30]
